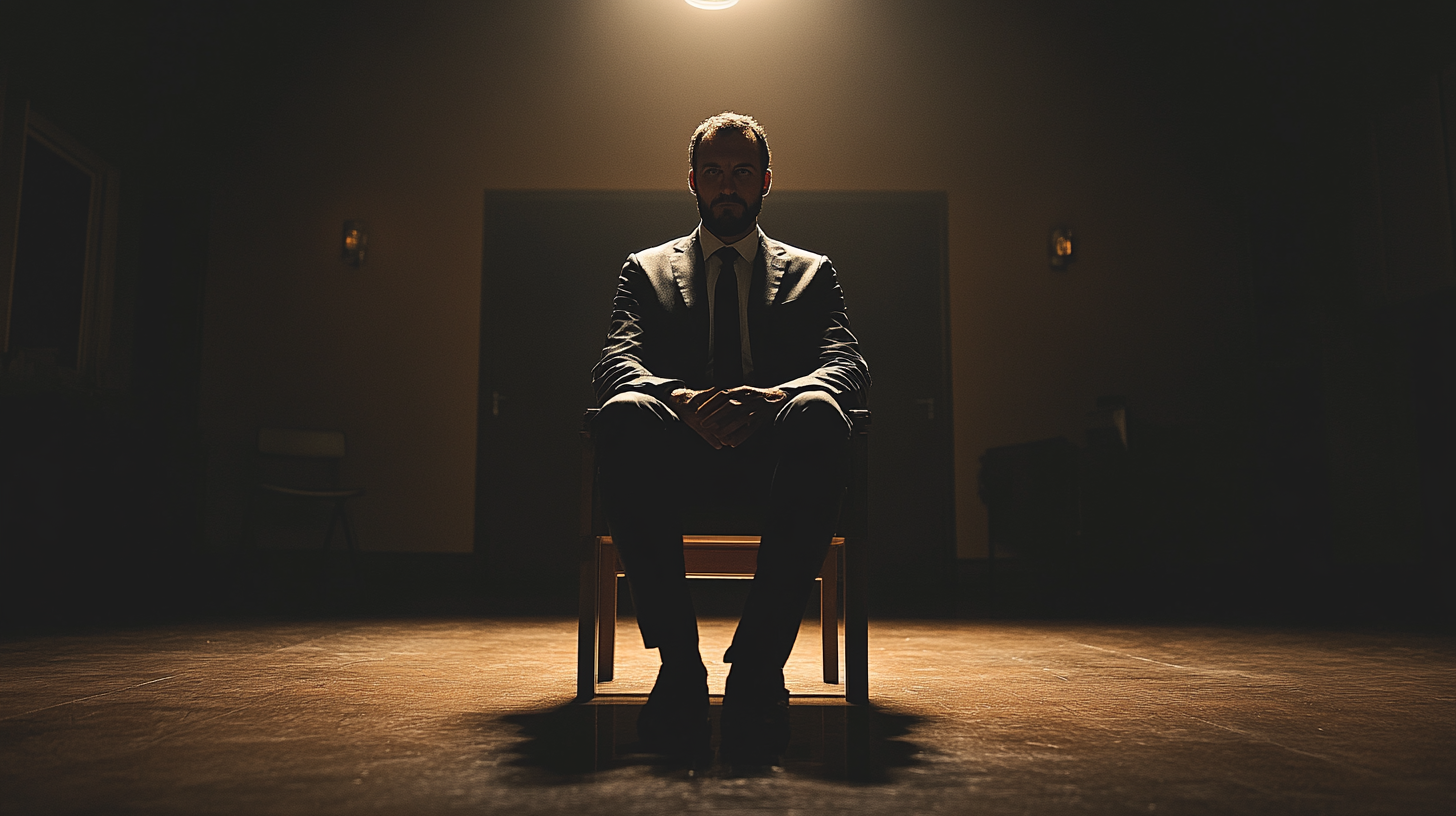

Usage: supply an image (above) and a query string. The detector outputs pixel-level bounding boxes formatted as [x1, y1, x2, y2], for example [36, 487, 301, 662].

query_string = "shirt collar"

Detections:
[696, 223, 762, 264]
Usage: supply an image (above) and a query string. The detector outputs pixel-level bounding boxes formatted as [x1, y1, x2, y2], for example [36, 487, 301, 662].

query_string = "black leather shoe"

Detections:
[637, 663, 710, 765]
[719, 672, 790, 768]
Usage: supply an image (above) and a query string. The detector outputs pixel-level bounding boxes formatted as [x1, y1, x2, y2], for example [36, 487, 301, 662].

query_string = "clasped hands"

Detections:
[669, 386, 787, 449]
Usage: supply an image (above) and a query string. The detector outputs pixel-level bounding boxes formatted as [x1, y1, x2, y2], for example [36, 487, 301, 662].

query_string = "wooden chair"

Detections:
[576, 408, 870, 704]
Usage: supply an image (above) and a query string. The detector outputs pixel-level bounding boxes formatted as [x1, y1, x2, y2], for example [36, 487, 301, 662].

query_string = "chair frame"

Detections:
[246, 428, 364, 570]
[576, 407, 870, 704]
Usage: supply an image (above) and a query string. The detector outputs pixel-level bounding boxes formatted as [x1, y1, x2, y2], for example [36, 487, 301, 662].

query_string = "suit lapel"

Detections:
[669, 233, 711, 385]
[747, 235, 784, 385]
[670, 234, 703, 309]
[673, 230, 785, 386]
[762, 235, 789, 305]
[683, 231, 785, 309]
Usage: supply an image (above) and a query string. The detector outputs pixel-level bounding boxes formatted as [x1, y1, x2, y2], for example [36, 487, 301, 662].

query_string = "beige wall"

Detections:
[201, 0, 1244, 556]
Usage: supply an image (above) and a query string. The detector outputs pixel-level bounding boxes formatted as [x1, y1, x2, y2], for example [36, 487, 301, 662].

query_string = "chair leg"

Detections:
[339, 502, 360, 552]
[845, 536, 869, 705]
[338, 501, 361, 579]
[844, 414, 870, 704]
[597, 539, 617, 682]
[239, 491, 259, 602]
[323, 503, 340, 552]
[577, 537, 599, 700]
[821, 547, 839, 685]
[243, 490, 258, 551]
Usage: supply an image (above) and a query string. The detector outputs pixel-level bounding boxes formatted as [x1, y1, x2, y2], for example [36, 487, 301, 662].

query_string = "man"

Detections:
[590, 112, 869, 767]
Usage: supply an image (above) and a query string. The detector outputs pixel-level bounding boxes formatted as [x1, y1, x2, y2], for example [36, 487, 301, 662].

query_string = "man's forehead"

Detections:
[698, 131, 760, 165]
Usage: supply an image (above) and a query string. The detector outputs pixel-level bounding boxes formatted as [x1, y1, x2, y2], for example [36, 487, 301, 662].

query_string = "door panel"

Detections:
[478, 191, 952, 609]
[760, 193, 954, 608]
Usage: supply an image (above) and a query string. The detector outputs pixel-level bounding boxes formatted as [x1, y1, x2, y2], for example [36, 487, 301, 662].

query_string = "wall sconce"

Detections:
[1048, 225, 1075, 270]
[342, 220, 368, 267]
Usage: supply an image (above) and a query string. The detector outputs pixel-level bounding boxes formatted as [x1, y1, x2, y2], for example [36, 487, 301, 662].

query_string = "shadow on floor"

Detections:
[496, 701, 922, 782]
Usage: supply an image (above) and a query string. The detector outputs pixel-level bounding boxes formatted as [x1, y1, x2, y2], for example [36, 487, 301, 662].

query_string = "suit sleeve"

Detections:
[591, 255, 684, 405]
[772, 256, 870, 408]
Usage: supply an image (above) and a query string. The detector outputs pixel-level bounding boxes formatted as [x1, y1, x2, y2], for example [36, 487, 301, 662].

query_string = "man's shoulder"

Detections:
[626, 230, 829, 271]
[761, 233, 830, 274]
[762, 236, 821, 265]
[630, 233, 695, 267]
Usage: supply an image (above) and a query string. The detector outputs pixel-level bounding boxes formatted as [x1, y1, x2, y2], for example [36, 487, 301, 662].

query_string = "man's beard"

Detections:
[697, 192, 762, 240]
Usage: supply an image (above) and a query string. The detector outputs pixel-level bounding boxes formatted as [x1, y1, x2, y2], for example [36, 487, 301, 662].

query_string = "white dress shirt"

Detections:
[697, 223, 761, 379]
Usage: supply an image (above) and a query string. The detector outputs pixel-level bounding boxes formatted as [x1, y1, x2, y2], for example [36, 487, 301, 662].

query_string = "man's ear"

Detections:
[761, 168, 772, 197]
[688, 169, 697, 196]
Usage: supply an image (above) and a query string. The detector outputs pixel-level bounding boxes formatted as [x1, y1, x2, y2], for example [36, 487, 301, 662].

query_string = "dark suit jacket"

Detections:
[592, 230, 869, 408]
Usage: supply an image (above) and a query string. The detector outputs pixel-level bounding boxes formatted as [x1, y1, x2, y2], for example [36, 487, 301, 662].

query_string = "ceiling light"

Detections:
[686, 0, 739, 9]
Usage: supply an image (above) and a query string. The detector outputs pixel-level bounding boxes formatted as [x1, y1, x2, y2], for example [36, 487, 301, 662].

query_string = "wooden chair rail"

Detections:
[576, 408, 870, 704]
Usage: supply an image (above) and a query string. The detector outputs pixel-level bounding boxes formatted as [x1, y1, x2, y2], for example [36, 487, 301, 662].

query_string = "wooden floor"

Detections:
[2, 617, 1454, 815]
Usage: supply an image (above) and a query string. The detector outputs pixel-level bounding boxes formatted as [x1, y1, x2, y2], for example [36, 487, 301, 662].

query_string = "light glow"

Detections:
[685, 0, 739, 9]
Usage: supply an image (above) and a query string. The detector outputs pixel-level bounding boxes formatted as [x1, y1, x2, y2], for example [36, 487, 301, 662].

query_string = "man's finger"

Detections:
[720, 407, 772, 447]
[698, 390, 740, 416]
[715, 395, 779, 428]
[689, 420, 723, 449]
[720, 418, 759, 447]
[703, 398, 748, 427]
[713, 412, 753, 436]
[686, 387, 719, 410]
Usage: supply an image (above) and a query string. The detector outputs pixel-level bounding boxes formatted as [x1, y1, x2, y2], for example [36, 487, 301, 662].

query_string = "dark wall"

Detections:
[1209, 1, 1455, 620]
[976, 1, 1456, 621]
[2, 1, 1452, 624]
[0, 1, 349, 626]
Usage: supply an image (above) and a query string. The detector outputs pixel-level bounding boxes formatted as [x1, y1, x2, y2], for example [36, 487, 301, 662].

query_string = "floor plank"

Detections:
[1, 618, 1453, 814]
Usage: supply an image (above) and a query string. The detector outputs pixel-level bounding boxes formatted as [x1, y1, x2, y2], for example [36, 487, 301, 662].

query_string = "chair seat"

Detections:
[259, 483, 365, 500]
[578, 407, 869, 704]
[588, 533, 843, 693]
[596, 535, 845, 577]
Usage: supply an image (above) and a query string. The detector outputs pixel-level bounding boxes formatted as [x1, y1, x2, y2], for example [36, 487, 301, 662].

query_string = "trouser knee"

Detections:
[774, 391, 850, 446]
[594, 391, 674, 446]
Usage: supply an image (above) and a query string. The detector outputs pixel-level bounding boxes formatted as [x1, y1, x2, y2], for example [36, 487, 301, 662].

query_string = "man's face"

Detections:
[690, 129, 771, 242]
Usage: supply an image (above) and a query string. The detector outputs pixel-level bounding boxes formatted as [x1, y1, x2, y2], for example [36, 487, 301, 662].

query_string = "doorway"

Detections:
[476, 191, 953, 610]
[0, 98, 118, 382]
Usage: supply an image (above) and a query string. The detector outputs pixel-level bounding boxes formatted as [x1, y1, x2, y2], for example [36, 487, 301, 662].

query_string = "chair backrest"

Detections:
[258, 428, 346, 459]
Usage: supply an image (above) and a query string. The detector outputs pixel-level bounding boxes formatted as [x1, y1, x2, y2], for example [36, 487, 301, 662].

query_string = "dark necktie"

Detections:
[712, 246, 743, 387]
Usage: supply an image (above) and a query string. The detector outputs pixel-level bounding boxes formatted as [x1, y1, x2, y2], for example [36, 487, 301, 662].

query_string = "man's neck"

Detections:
[705, 222, 757, 246]
[698, 223, 762, 266]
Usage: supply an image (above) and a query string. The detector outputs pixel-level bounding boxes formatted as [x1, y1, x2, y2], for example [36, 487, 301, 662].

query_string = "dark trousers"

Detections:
[593, 390, 850, 670]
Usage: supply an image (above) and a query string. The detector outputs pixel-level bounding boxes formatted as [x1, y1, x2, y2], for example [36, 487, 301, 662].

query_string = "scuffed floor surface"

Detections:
[2, 617, 1454, 815]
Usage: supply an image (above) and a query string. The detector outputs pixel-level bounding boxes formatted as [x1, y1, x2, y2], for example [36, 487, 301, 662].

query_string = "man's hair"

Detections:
[688, 112, 771, 173]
